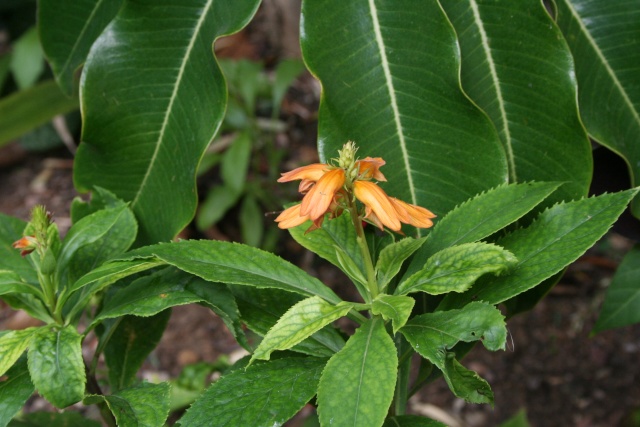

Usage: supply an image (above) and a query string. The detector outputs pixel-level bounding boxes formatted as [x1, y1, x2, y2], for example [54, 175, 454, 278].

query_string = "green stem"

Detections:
[346, 195, 379, 299]
[85, 362, 117, 427]
[394, 335, 412, 416]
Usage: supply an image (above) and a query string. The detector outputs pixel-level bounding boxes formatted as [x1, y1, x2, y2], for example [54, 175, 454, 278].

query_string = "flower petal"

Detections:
[354, 181, 401, 231]
[356, 157, 387, 181]
[278, 163, 328, 183]
[275, 204, 309, 229]
[390, 198, 436, 228]
[300, 168, 346, 220]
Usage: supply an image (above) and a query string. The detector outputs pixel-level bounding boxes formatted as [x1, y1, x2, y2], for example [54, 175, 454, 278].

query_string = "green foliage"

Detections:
[0, 358, 34, 427]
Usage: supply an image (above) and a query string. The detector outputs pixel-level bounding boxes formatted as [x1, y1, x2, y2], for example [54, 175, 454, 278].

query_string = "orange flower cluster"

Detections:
[276, 143, 435, 233]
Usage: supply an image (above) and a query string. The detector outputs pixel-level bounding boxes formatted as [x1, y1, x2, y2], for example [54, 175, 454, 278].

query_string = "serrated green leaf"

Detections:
[382, 415, 447, 427]
[251, 296, 352, 363]
[116, 240, 342, 304]
[376, 237, 427, 292]
[94, 268, 249, 350]
[0, 327, 39, 377]
[221, 132, 252, 193]
[404, 182, 561, 279]
[0, 357, 34, 427]
[74, 0, 261, 245]
[397, 243, 516, 296]
[555, 0, 640, 216]
[371, 294, 414, 334]
[27, 326, 85, 408]
[57, 205, 137, 288]
[288, 211, 365, 278]
[400, 302, 504, 404]
[439, 189, 638, 309]
[0, 79, 78, 149]
[103, 311, 171, 391]
[179, 358, 325, 427]
[593, 244, 640, 333]
[302, 1, 507, 236]
[440, 1, 591, 207]
[231, 286, 345, 357]
[317, 317, 397, 427]
[38, 0, 122, 96]
[84, 382, 170, 427]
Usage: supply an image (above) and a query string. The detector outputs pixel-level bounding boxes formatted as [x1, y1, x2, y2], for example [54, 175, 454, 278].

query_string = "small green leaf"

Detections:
[0, 358, 34, 427]
[272, 59, 305, 112]
[239, 195, 263, 247]
[334, 246, 369, 299]
[103, 311, 171, 391]
[376, 237, 427, 292]
[28, 326, 86, 408]
[70, 187, 127, 224]
[440, 189, 639, 309]
[196, 184, 242, 231]
[404, 182, 561, 279]
[221, 132, 252, 193]
[499, 409, 531, 427]
[38, 0, 123, 95]
[117, 240, 342, 304]
[442, 356, 493, 405]
[251, 296, 352, 362]
[231, 286, 345, 357]
[0, 271, 43, 300]
[84, 382, 171, 427]
[57, 205, 137, 287]
[0, 328, 39, 377]
[288, 212, 365, 277]
[0, 214, 35, 285]
[371, 294, 414, 334]
[396, 243, 517, 296]
[317, 317, 397, 427]
[179, 358, 325, 427]
[593, 244, 640, 333]
[9, 27, 44, 90]
[382, 415, 447, 427]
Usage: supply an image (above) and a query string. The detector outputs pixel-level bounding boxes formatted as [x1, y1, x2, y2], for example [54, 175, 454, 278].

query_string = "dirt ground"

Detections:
[2, 2, 640, 426]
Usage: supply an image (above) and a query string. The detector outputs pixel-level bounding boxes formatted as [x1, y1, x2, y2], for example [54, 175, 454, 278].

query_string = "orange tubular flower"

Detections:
[12, 235, 38, 256]
[276, 141, 436, 234]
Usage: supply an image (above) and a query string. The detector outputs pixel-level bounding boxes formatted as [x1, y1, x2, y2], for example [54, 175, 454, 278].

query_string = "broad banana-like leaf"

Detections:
[555, 0, 640, 214]
[301, 0, 508, 233]
[75, 0, 261, 245]
[440, 0, 591, 206]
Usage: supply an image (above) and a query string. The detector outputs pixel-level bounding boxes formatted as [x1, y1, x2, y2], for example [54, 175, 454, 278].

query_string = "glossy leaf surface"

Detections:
[440, 0, 591, 206]
[38, 0, 123, 95]
[376, 237, 426, 292]
[371, 294, 414, 334]
[301, 0, 507, 231]
[178, 358, 325, 427]
[75, 0, 261, 245]
[0, 328, 39, 377]
[555, 0, 640, 215]
[317, 317, 397, 427]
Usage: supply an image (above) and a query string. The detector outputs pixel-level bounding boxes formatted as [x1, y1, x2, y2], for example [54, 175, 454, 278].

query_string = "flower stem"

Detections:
[346, 194, 379, 299]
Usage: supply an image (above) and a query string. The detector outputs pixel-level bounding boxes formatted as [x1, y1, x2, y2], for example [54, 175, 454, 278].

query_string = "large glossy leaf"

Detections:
[593, 244, 640, 332]
[440, 0, 591, 206]
[75, 0, 261, 245]
[38, 0, 123, 95]
[555, 0, 640, 215]
[301, 0, 508, 232]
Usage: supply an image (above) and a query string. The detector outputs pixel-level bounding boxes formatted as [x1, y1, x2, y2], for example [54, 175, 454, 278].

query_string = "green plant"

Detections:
[1, 0, 639, 426]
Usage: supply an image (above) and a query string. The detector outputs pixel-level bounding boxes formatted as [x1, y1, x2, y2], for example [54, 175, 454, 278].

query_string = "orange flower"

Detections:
[12, 235, 37, 256]
[276, 142, 435, 234]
